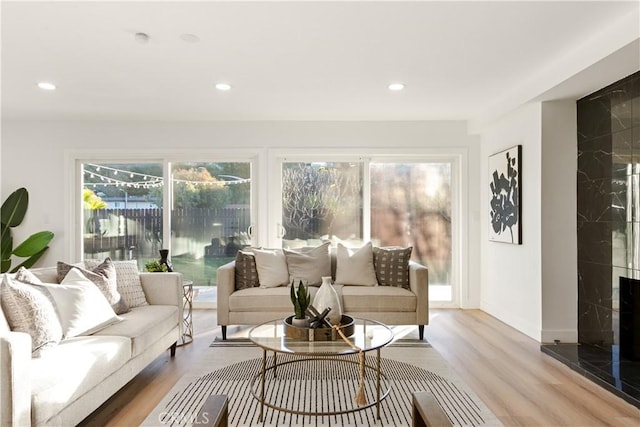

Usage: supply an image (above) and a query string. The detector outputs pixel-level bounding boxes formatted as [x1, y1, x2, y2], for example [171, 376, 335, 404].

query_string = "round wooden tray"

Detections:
[283, 315, 355, 341]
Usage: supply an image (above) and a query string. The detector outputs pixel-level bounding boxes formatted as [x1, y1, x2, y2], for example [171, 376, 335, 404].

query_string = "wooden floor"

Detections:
[81, 309, 640, 426]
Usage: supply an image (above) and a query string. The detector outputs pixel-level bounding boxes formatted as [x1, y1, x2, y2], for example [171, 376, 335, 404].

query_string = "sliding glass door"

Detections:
[277, 157, 455, 303]
[81, 160, 253, 291]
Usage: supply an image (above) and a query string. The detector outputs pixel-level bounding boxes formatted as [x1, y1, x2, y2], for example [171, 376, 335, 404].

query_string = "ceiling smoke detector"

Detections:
[135, 32, 150, 44]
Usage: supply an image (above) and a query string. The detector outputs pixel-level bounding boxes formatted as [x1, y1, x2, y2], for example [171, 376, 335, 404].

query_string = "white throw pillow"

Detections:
[44, 268, 122, 338]
[284, 242, 331, 286]
[334, 242, 378, 286]
[253, 248, 290, 288]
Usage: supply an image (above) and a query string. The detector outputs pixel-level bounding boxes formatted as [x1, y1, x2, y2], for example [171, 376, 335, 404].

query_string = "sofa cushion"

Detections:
[42, 268, 123, 338]
[235, 250, 260, 290]
[86, 259, 148, 308]
[335, 242, 378, 286]
[284, 242, 331, 286]
[342, 286, 416, 312]
[30, 335, 131, 425]
[229, 286, 319, 312]
[58, 258, 129, 314]
[0, 275, 63, 357]
[373, 246, 412, 289]
[253, 248, 289, 288]
[93, 305, 178, 357]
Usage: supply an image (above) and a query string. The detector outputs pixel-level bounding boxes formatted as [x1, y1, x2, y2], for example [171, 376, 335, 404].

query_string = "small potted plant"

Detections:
[290, 280, 311, 327]
[145, 260, 168, 273]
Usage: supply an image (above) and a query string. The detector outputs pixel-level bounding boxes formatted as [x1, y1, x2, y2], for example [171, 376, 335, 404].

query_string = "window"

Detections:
[281, 162, 363, 247]
[82, 162, 164, 267]
[276, 156, 456, 303]
[80, 160, 254, 303]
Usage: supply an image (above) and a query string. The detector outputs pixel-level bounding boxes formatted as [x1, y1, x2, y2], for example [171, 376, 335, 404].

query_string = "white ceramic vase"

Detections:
[313, 276, 343, 324]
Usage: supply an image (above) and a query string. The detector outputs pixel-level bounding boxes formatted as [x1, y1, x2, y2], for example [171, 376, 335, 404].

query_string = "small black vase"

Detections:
[159, 249, 173, 272]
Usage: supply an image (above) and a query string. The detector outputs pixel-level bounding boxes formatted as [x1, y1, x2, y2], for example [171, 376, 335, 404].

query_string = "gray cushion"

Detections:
[342, 286, 416, 312]
[284, 242, 331, 286]
[93, 305, 178, 357]
[86, 259, 148, 308]
[0, 274, 63, 357]
[373, 246, 412, 289]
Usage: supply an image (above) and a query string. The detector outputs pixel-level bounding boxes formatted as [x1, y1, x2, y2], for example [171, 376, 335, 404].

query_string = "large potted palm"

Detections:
[1, 188, 55, 273]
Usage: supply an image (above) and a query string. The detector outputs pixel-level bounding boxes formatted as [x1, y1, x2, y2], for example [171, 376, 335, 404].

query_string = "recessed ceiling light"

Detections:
[180, 33, 200, 43]
[388, 83, 405, 91]
[215, 83, 232, 91]
[37, 82, 56, 91]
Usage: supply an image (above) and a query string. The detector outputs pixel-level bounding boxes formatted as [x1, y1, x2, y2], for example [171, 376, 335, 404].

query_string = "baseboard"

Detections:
[540, 328, 577, 344]
[480, 299, 540, 341]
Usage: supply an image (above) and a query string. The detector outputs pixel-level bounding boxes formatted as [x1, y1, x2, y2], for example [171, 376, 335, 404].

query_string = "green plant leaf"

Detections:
[12, 231, 54, 257]
[10, 246, 49, 273]
[1, 188, 28, 228]
[1, 226, 13, 260]
[1, 259, 11, 273]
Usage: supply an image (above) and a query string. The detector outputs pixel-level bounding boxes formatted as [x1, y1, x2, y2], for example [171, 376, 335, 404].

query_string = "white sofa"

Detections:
[217, 252, 429, 340]
[0, 267, 183, 426]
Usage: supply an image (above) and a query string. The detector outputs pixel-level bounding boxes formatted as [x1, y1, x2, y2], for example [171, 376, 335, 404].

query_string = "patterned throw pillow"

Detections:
[85, 259, 148, 308]
[0, 274, 63, 357]
[373, 246, 413, 289]
[235, 251, 260, 290]
[57, 258, 129, 314]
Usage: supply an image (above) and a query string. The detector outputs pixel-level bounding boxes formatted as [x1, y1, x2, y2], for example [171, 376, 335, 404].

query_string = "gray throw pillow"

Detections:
[284, 242, 331, 286]
[85, 259, 148, 308]
[57, 258, 130, 314]
[235, 250, 260, 290]
[1, 274, 63, 357]
[373, 246, 413, 289]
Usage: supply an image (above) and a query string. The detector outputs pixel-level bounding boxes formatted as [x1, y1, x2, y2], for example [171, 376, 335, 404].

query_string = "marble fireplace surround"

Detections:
[542, 70, 640, 408]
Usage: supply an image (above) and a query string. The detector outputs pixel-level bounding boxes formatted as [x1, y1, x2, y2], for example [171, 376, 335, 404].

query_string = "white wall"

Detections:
[479, 103, 543, 340]
[1, 120, 482, 306]
[540, 101, 578, 343]
[478, 101, 579, 342]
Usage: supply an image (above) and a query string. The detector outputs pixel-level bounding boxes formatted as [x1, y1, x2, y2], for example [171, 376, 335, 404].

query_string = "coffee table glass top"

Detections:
[249, 317, 394, 356]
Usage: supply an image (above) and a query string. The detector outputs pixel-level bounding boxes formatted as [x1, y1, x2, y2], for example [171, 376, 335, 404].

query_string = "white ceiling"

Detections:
[2, 1, 639, 123]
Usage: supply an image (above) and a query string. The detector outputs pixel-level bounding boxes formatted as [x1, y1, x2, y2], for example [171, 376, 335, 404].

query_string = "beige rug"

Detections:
[143, 331, 501, 427]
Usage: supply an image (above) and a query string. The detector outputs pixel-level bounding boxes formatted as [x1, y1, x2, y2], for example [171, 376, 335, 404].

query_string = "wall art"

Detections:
[489, 145, 522, 244]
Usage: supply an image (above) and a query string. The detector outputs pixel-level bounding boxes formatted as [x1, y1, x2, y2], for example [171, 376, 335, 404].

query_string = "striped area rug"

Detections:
[144, 337, 501, 427]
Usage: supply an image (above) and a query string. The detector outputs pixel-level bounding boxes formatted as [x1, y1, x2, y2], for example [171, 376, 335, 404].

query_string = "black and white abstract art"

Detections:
[489, 145, 522, 244]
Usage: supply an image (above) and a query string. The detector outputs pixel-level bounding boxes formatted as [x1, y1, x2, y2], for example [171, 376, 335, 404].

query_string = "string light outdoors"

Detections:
[82, 163, 250, 189]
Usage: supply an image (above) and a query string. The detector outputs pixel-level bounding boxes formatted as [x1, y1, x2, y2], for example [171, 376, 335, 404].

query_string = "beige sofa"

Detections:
[217, 252, 429, 340]
[0, 267, 183, 426]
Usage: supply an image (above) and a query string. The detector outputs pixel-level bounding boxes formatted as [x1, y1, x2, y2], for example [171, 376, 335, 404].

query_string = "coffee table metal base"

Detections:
[250, 348, 390, 421]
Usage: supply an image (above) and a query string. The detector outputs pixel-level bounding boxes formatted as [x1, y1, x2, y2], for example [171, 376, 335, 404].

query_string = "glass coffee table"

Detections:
[248, 317, 394, 421]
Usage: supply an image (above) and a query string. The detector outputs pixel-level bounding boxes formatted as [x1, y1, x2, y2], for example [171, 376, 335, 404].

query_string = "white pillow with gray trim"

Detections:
[334, 242, 378, 286]
[253, 248, 290, 288]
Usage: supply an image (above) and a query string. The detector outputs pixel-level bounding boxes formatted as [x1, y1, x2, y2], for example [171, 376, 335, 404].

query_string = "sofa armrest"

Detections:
[0, 332, 32, 427]
[216, 261, 236, 326]
[409, 261, 429, 325]
[140, 272, 184, 329]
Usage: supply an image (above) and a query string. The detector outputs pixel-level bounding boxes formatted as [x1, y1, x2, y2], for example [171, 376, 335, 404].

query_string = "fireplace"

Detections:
[620, 277, 640, 361]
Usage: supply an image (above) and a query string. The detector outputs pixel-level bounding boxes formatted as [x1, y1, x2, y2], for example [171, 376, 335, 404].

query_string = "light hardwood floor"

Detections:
[81, 309, 640, 426]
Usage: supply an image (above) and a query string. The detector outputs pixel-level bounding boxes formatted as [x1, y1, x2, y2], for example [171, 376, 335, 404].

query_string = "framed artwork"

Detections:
[489, 144, 522, 244]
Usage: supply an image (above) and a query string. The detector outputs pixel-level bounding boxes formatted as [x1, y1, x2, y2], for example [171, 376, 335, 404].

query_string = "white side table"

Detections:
[178, 280, 194, 346]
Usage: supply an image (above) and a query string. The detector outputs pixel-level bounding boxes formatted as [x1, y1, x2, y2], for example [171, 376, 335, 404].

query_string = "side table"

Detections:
[178, 280, 194, 346]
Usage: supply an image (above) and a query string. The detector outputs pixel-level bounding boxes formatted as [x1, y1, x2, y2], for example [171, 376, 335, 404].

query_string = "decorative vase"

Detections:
[313, 276, 342, 324]
[159, 249, 173, 272]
